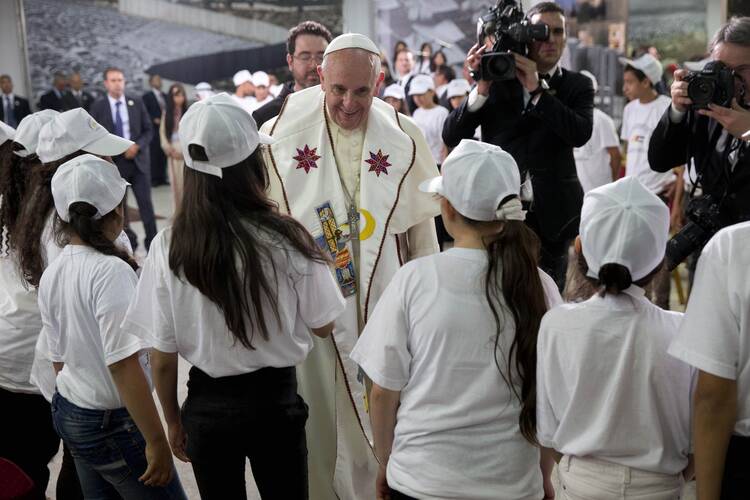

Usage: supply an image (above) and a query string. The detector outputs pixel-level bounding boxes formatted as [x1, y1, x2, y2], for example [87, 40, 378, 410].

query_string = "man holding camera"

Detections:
[442, 1, 594, 290]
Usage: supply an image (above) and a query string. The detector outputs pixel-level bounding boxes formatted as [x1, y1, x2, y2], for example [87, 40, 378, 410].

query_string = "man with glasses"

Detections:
[253, 20, 332, 127]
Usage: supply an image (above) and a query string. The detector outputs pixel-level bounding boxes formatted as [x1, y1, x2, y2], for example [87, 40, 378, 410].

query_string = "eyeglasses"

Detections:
[293, 53, 324, 64]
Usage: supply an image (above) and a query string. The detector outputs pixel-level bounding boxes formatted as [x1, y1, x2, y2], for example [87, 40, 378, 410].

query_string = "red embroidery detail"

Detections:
[365, 149, 391, 177]
[293, 145, 321, 173]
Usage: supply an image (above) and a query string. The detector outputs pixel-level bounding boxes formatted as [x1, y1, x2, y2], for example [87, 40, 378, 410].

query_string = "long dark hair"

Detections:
[0, 142, 35, 253]
[169, 148, 328, 349]
[464, 201, 548, 445]
[13, 151, 85, 287]
[164, 83, 188, 142]
[54, 201, 138, 273]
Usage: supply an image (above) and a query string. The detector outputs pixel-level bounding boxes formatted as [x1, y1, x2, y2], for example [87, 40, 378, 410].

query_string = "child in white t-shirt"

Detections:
[352, 139, 562, 500]
[382, 83, 410, 116]
[409, 74, 449, 165]
[39, 154, 185, 499]
[537, 177, 694, 500]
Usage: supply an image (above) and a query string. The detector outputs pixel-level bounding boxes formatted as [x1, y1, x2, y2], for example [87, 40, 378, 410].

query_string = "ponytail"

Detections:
[597, 263, 632, 296]
[59, 201, 138, 273]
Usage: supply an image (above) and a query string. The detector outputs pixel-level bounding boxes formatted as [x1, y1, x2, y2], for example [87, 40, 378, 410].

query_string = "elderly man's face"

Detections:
[319, 49, 382, 130]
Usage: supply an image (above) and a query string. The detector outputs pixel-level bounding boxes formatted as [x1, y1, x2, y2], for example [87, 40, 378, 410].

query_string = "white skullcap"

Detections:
[324, 33, 380, 57]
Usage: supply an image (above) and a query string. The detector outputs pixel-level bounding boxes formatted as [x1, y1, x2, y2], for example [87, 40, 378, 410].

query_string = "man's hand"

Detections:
[466, 44, 491, 96]
[139, 438, 174, 487]
[513, 53, 540, 93]
[698, 99, 750, 139]
[671, 69, 693, 113]
[168, 420, 190, 463]
[124, 143, 140, 160]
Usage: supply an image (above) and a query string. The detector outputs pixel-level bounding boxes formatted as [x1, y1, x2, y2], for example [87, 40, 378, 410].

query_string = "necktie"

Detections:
[4, 96, 16, 127]
[114, 101, 124, 138]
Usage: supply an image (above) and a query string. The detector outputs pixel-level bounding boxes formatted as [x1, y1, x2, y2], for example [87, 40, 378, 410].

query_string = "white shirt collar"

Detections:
[2, 93, 14, 102]
[107, 94, 126, 108]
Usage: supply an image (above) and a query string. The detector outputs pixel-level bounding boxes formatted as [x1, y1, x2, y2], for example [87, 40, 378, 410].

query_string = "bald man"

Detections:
[261, 33, 440, 500]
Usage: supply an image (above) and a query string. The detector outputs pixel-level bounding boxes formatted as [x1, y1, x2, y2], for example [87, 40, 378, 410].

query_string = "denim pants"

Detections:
[51, 392, 186, 500]
[182, 365, 309, 500]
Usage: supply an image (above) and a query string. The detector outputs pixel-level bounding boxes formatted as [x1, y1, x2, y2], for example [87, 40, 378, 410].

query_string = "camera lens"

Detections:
[687, 78, 715, 103]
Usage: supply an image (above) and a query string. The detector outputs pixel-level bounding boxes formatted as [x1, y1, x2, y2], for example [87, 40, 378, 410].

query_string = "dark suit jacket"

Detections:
[0, 94, 31, 125]
[62, 90, 94, 111]
[253, 81, 294, 128]
[89, 95, 152, 173]
[39, 89, 66, 111]
[443, 69, 594, 241]
[142, 90, 166, 125]
[649, 108, 750, 223]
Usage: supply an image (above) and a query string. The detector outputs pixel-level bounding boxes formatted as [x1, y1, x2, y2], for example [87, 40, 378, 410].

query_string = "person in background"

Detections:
[61, 72, 94, 112]
[395, 49, 418, 114]
[268, 74, 283, 97]
[1, 75, 32, 127]
[415, 42, 433, 74]
[382, 83, 410, 116]
[231, 70, 256, 116]
[573, 70, 621, 193]
[38, 72, 68, 112]
[431, 50, 448, 72]
[433, 65, 456, 109]
[392, 40, 408, 70]
[250, 71, 273, 111]
[142, 74, 169, 187]
[353, 139, 561, 500]
[194, 82, 214, 101]
[445, 79, 471, 111]
[410, 74, 449, 165]
[377, 52, 395, 96]
[159, 83, 188, 211]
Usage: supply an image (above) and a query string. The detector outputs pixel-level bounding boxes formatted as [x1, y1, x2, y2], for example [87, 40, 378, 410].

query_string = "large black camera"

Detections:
[684, 60, 735, 109]
[475, 0, 549, 81]
[665, 194, 725, 270]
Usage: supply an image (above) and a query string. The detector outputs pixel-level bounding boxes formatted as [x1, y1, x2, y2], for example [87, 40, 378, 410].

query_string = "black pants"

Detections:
[182, 366, 309, 500]
[115, 157, 157, 251]
[721, 435, 750, 499]
[525, 211, 570, 292]
[390, 488, 418, 499]
[149, 131, 168, 185]
[0, 386, 60, 499]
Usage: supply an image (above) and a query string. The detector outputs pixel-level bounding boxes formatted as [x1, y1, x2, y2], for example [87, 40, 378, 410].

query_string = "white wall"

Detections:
[0, 0, 32, 101]
[119, 0, 289, 44]
[343, 0, 375, 38]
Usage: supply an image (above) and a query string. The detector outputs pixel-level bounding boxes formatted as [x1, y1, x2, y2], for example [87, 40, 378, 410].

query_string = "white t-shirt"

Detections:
[231, 94, 256, 116]
[621, 95, 674, 194]
[121, 227, 346, 377]
[250, 95, 274, 111]
[412, 105, 449, 165]
[668, 221, 750, 436]
[537, 285, 694, 475]
[351, 248, 562, 500]
[574, 108, 620, 193]
[38, 246, 148, 410]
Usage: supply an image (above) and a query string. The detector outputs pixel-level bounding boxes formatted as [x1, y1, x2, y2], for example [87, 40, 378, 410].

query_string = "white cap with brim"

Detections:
[37, 108, 134, 164]
[324, 33, 380, 57]
[51, 153, 130, 222]
[619, 53, 663, 86]
[233, 70, 253, 87]
[419, 139, 524, 222]
[13, 109, 60, 157]
[195, 82, 212, 91]
[408, 74, 435, 96]
[383, 84, 405, 100]
[446, 78, 471, 99]
[179, 92, 274, 178]
[0, 121, 15, 145]
[580, 176, 669, 282]
[252, 71, 270, 88]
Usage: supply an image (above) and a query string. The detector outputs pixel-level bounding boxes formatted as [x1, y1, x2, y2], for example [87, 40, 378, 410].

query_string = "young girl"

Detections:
[382, 83, 410, 116]
[39, 154, 185, 499]
[121, 93, 346, 499]
[351, 139, 562, 500]
[409, 74, 449, 165]
[536, 176, 694, 499]
[159, 83, 188, 211]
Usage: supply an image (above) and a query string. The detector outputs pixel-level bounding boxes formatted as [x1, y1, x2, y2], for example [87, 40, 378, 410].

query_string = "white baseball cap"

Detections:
[408, 74, 435, 96]
[37, 108, 134, 164]
[0, 121, 15, 145]
[233, 70, 253, 87]
[619, 53, 663, 86]
[419, 139, 524, 222]
[13, 109, 59, 157]
[324, 33, 380, 57]
[179, 92, 274, 178]
[382, 84, 405, 100]
[579, 70, 598, 93]
[252, 71, 270, 88]
[446, 78, 471, 99]
[580, 176, 669, 282]
[51, 153, 130, 222]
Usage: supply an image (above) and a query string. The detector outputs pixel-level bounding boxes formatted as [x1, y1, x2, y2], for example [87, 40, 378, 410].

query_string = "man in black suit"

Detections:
[142, 74, 168, 186]
[90, 67, 157, 250]
[38, 71, 68, 111]
[443, 1, 593, 290]
[0, 75, 31, 127]
[253, 20, 332, 127]
[61, 72, 94, 111]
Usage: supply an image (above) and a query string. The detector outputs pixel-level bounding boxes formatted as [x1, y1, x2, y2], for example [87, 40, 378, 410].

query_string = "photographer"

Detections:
[443, 1, 594, 290]
[648, 17, 750, 267]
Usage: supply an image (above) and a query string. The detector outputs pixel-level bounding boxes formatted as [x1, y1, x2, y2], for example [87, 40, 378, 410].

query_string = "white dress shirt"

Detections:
[107, 94, 131, 140]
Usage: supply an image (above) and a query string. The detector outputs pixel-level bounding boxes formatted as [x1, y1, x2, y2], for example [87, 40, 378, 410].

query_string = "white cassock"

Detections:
[261, 85, 440, 500]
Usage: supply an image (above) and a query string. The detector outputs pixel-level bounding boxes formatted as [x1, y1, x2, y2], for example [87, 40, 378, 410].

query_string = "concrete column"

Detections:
[0, 0, 32, 103]
[342, 0, 375, 38]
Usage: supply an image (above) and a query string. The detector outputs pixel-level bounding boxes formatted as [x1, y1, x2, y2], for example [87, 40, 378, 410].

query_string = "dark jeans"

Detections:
[721, 435, 750, 499]
[51, 392, 186, 500]
[115, 157, 157, 251]
[59, 444, 85, 500]
[182, 366, 309, 500]
[0, 386, 60, 499]
[390, 488, 418, 499]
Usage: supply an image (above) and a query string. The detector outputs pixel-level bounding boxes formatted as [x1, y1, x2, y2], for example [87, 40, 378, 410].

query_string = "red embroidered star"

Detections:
[293, 145, 321, 174]
[365, 149, 391, 177]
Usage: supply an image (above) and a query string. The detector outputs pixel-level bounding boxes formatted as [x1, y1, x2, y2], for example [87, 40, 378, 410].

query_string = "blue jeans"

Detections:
[51, 392, 186, 500]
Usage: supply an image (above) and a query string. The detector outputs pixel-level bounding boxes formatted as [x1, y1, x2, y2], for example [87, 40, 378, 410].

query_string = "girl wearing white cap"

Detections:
[536, 176, 695, 499]
[121, 93, 346, 498]
[351, 139, 562, 500]
[409, 74, 449, 165]
[38, 154, 185, 499]
[382, 83, 410, 116]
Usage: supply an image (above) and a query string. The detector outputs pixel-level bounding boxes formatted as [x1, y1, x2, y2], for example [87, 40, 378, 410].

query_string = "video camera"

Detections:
[474, 0, 549, 81]
[665, 194, 725, 271]
[684, 60, 736, 110]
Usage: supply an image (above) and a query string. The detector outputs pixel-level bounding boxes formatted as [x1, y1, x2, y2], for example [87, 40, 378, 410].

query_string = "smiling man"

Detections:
[260, 33, 440, 500]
